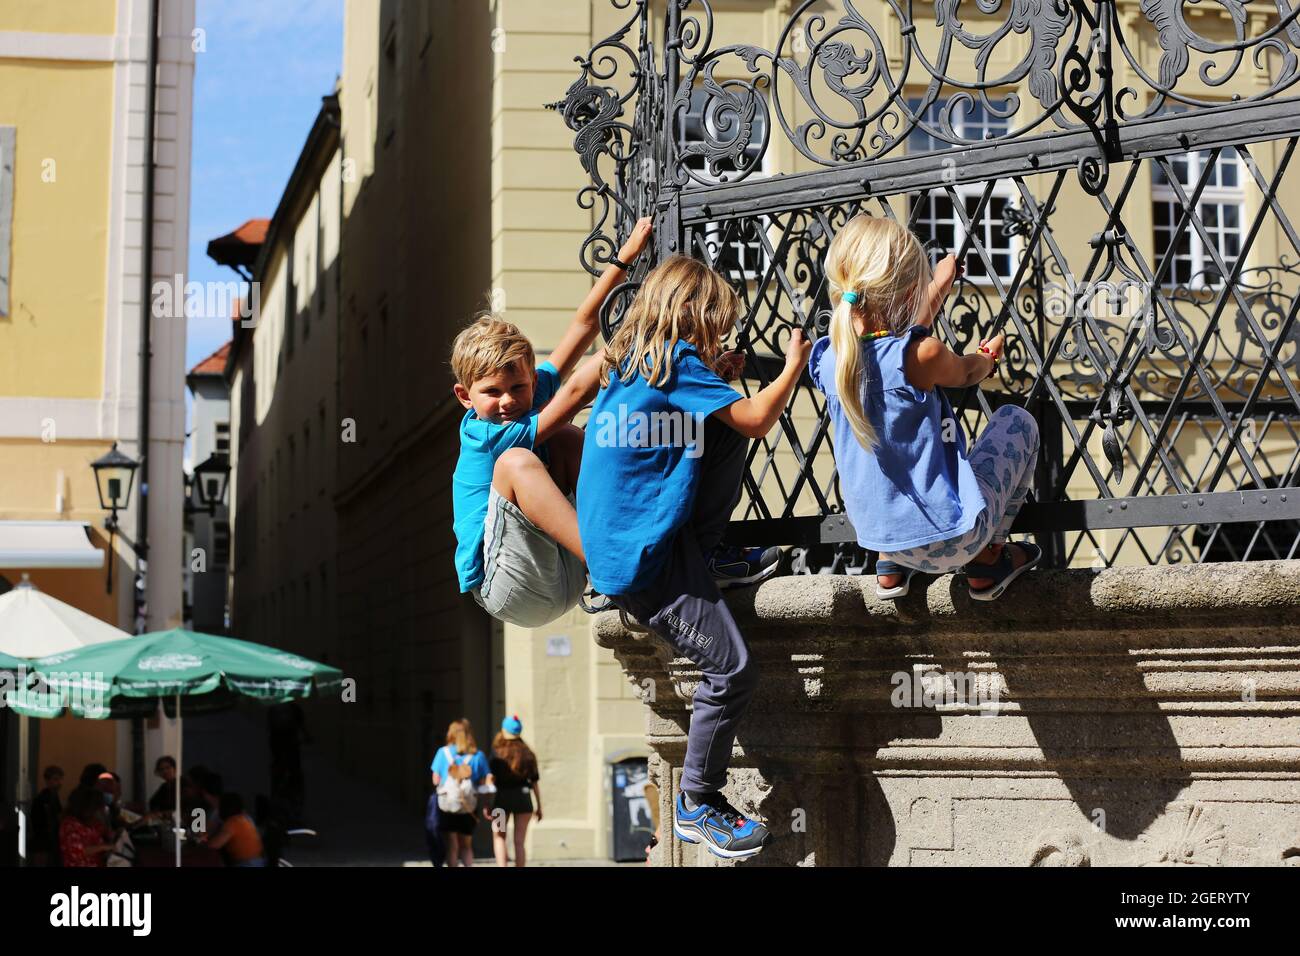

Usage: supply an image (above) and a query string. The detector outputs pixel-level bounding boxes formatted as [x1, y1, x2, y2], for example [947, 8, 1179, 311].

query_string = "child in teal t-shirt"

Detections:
[449, 218, 653, 627]
[578, 254, 810, 861]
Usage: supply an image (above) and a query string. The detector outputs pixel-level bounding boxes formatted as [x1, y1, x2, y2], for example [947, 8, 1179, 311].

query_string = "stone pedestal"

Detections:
[593, 560, 1300, 866]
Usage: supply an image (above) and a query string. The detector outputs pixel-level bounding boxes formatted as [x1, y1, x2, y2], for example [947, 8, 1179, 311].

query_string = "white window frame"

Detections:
[906, 97, 1020, 286]
[1152, 149, 1245, 290]
[681, 85, 772, 282]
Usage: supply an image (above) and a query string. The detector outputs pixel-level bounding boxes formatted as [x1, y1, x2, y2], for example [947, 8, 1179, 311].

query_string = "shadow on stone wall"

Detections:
[598, 560, 1300, 866]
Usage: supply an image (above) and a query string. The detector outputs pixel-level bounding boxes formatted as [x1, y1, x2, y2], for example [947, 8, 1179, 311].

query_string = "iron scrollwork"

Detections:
[552, 2, 1300, 568]
[546, 0, 660, 286]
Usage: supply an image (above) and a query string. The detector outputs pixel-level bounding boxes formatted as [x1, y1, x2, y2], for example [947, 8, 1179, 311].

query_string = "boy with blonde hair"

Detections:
[451, 218, 653, 627]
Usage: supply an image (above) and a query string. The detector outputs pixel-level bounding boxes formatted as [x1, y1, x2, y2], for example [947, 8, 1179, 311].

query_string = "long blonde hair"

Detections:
[444, 718, 477, 755]
[600, 255, 739, 388]
[824, 214, 933, 450]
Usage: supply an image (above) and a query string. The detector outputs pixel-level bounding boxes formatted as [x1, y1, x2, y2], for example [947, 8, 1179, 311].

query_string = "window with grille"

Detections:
[906, 97, 1018, 283]
[1152, 149, 1244, 288]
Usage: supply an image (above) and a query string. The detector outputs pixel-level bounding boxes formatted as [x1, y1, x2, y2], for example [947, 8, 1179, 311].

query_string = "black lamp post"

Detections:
[90, 442, 141, 594]
[190, 453, 230, 514]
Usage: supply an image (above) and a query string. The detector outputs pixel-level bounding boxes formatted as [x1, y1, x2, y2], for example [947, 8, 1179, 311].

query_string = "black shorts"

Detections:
[493, 786, 534, 816]
[437, 811, 477, 836]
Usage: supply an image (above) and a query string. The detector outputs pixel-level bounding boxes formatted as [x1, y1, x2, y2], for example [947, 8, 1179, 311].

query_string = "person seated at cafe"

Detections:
[147, 749, 197, 827]
[188, 766, 224, 834]
[78, 763, 109, 789]
[203, 792, 266, 867]
[148, 755, 183, 816]
[94, 771, 128, 830]
[29, 765, 64, 866]
[60, 786, 115, 868]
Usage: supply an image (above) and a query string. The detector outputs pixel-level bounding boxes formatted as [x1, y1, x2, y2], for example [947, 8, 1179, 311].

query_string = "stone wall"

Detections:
[594, 560, 1300, 866]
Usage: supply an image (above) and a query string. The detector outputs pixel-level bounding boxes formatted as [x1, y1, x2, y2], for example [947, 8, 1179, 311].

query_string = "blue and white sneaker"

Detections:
[708, 544, 781, 590]
[673, 792, 771, 859]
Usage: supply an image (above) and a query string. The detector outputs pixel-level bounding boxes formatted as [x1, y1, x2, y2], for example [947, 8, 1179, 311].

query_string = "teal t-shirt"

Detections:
[430, 746, 490, 784]
[452, 362, 559, 592]
[577, 341, 741, 596]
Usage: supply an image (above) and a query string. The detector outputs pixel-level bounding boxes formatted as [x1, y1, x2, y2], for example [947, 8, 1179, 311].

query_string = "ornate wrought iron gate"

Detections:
[550, 0, 1300, 571]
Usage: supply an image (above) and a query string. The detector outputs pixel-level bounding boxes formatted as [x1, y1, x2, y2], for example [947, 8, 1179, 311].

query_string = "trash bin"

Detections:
[609, 757, 653, 862]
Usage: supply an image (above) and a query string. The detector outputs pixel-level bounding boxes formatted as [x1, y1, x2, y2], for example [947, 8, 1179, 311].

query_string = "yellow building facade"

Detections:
[0, 0, 195, 802]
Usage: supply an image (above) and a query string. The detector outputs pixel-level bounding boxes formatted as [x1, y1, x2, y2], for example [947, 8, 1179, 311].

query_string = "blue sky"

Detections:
[184, 0, 343, 453]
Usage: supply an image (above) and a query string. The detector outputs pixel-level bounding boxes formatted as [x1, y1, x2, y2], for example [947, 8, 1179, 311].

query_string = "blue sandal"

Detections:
[963, 541, 1042, 601]
[875, 559, 918, 600]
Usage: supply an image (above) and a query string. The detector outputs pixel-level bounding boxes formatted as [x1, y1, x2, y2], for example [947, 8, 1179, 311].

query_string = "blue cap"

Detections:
[842, 290, 859, 304]
[502, 714, 523, 737]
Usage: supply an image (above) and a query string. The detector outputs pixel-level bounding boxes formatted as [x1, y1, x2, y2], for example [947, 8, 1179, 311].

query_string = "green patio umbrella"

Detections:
[0, 576, 134, 865]
[8, 628, 343, 866]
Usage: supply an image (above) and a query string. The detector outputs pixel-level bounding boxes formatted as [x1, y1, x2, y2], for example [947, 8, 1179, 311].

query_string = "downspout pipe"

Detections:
[133, 0, 161, 804]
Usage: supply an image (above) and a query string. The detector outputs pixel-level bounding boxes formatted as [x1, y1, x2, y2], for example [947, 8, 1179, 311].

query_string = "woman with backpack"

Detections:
[488, 715, 542, 867]
[430, 718, 494, 867]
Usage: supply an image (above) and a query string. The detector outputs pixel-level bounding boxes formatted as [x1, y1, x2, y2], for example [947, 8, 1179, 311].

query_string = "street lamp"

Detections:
[91, 442, 140, 531]
[191, 453, 230, 514]
[90, 442, 141, 594]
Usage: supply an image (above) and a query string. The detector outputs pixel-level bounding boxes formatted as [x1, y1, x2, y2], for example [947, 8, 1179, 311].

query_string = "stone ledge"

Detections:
[591, 560, 1300, 866]
[595, 559, 1300, 643]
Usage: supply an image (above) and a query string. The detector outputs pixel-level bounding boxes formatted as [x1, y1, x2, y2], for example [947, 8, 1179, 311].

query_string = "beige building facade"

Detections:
[225, 94, 344, 769]
[227, 0, 1299, 863]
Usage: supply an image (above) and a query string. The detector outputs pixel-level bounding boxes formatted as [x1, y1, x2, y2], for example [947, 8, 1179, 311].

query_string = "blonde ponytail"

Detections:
[824, 214, 933, 451]
[830, 293, 878, 450]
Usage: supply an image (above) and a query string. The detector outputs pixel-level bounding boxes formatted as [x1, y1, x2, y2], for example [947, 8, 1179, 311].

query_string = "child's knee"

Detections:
[493, 446, 539, 479]
[996, 405, 1039, 443]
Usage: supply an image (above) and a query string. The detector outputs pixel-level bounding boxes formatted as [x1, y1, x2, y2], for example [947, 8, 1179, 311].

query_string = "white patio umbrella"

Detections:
[0, 574, 132, 863]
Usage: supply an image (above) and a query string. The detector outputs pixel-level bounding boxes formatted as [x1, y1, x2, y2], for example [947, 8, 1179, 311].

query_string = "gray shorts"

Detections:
[473, 487, 586, 627]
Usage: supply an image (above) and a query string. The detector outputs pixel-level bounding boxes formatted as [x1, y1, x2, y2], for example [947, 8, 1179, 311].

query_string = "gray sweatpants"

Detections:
[609, 417, 757, 796]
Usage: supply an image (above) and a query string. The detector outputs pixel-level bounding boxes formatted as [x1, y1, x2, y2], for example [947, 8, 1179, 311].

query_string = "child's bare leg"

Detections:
[492, 821, 509, 866]
[512, 812, 531, 867]
[493, 447, 585, 562]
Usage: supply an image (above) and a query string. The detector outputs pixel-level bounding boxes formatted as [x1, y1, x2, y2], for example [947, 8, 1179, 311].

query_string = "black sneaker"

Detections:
[707, 544, 781, 589]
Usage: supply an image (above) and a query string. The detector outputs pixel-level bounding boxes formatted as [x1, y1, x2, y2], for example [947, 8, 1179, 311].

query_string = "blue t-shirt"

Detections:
[452, 362, 559, 592]
[430, 746, 491, 785]
[810, 326, 987, 551]
[578, 341, 742, 595]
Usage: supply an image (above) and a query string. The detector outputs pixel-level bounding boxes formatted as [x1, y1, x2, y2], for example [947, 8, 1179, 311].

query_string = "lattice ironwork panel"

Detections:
[552, 0, 1300, 568]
